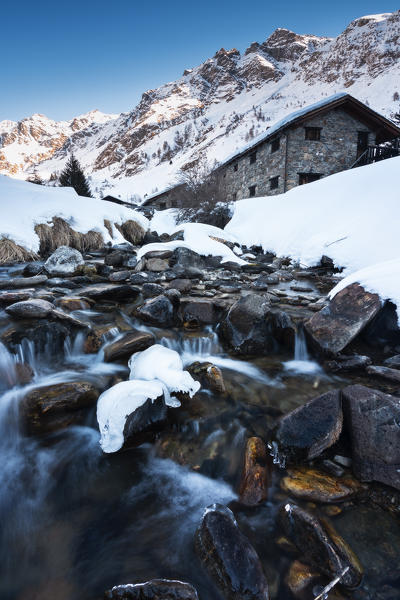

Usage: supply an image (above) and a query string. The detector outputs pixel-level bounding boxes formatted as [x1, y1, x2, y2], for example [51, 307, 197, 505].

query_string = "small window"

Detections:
[233, 163, 238, 172]
[249, 151, 257, 165]
[298, 173, 321, 185]
[232, 191, 237, 201]
[248, 185, 256, 197]
[159, 201, 167, 210]
[271, 137, 280, 153]
[305, 127, 321, 141]
[270, 176, 279, 190]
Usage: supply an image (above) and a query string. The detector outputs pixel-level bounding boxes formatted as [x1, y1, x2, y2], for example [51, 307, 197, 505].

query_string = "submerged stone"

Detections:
[195, 504, 269, 600]
[280, 466, 361, 503]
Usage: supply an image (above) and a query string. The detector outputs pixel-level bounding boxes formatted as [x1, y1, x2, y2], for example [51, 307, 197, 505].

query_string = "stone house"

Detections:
[143, 93, 400, 209]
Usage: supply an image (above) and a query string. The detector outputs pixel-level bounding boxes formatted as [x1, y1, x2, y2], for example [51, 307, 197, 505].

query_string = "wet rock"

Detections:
[324, 354, 371, 372]
[146, 258, 169, 272]
[170, 247, 205, 270]
[304, 283, 381, 355]
[362, 300, 400, 348]
[252, 274, 270, 290]
[44, 246, 84, 275]
[142, 283, 164, 298]
[280, 466, 361, 503]
[187, 361, 226, 394]
[78, 284, 140, 301]
[168, 278, 192, 293]
[342, 384, 400, 490]
[384, 354, 400, 369]
[195, 504, 270, 600]
[103, 330, 155, 362]
[22, 262, 43, 277]
[274, 390, 343, 463]
[135, 295, 175, 327]
[20, 381, 99, 434]
[109, 270, 131, 282]
[2, 321, 69, 355]
[130, 273, 150, 285]
[55, 297, 91, 311]
[180, 299, 221, 326]
[6, 299, 87, 328]
[366, 364, 400, 383]
[280, 503, 363, 588]
[239, 437, 271, 506]
[0, 290, 33, 305]
[104, 579, 199, 599]
[104, 251, 125, 267]
[46, 277, 79, 289]
[144, 249, 174, 259]
[123, 395, 168, 448]
[164, 288, 181, 308]
[0, 274, 48, 289]
[285, 560, 319, 599]
[15, 362, 34, 385]
[218, 294, 295, 355]
[172, 265, 203, 279]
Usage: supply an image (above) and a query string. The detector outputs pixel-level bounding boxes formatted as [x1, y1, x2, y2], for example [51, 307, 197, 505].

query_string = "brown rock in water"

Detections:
[20, 381, 99, 434]
[280, 466, 361, 503]
[187, 361, 226, 394]
[342, 384, 400, 490]
[274, 390, 343, 463]
[55, 297, 91, 311]
[280, 503, 363, 589]
[285, 560, 319, 599]
[103, 330, 155, 362]
[304, 283, 381, 355]
[104, 579, 199, 599]
[0, 290, 33, 305]
[196, 504, 270, 600]
[239, 437, 271, 506]
[15, 362, 34, 385]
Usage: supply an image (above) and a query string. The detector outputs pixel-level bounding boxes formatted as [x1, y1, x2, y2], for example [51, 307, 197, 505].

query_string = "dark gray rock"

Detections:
[0, 291, 33, 306]
[142, 283, 164, 298]
[170, 247, 205, 270]
[384, 354, 400, 369]
[274, 390, 343, 463]
[168, 278, 192, 293]
[123, 395, 168, 448]
[366, 364, 400, 383]
[324, 354, 372, 372]
[342, 384, 400, 490]
[109, 270, 131, 282]
[23, 263, 43, 277]
[103, 330, 155, 362]
[180, 299, 220, 326]
[304, 283, 381, 355]
[0, 275, 48, 289]
[218, 294, 295, 355]
[280, 503, 362, 588]
[196, 504, 269, 600]
[104, 251, 125, 267]
[136, 295, 175, 327]
[78, 284, 140, 301]
[104, 579, 199, 599]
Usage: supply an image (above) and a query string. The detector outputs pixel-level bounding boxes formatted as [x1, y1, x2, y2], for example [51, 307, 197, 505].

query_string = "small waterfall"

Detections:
[294, 326, 309, 361]
[0, 342, 17, 390]
[283, 325, 321, 375]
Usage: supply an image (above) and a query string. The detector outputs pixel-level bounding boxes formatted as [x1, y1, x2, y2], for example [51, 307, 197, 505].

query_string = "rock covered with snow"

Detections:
[44, 245, 84, 275]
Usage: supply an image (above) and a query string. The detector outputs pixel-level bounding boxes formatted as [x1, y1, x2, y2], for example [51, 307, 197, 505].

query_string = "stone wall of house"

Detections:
[221, 106, 374, 200]
[285, 108, 374, 190]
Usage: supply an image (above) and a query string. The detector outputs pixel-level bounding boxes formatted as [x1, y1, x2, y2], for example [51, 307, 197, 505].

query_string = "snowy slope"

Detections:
[0, 175, 148, 252]
[1, 11, 400, 200]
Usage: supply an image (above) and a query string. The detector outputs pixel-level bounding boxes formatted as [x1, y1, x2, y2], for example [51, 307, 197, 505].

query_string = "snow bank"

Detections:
[129, 344, 200, 405]
[97, 345, 200, 453]
[96, 379, 165, 453]
[0, 175, 149, 252]
[149, 208, 178, 235]
[137, 222, 246, 265]
[226, 157, 400, 272]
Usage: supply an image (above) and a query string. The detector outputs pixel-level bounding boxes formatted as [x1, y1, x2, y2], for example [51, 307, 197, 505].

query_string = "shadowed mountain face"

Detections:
[1, 11, 399, 199]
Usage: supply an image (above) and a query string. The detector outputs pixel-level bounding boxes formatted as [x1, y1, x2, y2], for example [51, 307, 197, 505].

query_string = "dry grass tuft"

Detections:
[115, 220, 146, 245]
[0, 238, 38, 264]
[34, 217, 104, 256]
[103, 219, 114, 239]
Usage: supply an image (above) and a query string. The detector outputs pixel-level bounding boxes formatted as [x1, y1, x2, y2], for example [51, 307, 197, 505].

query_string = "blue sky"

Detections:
[2, 1, 398, 121]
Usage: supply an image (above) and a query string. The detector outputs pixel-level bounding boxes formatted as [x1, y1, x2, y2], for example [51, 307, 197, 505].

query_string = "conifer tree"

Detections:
[59, 154, 92, 197]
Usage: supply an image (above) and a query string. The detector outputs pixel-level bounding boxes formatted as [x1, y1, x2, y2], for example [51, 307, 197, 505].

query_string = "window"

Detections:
[248, 185, 256, 197]
[305, 127, 321, 141]
[158, 201, 167, 210]
[233, 163, 238, 172]
[270, 176, 279, 190]
[298, 173, 321, 185]
[271, 137, 280, 153]
[357, 131, 369, 157]
[249, 151, 257, 165]
[232, 191, 237, 201]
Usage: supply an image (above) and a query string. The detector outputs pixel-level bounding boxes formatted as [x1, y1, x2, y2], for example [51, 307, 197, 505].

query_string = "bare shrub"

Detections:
[103, 219, 114, 239]
[0, 238, 38, 264]
[34, 217, 104, 256]
[115, 220, 146, 245]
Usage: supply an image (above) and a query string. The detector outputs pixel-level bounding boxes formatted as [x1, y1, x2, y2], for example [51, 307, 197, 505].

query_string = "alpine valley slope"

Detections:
[1, 11, 399, 200]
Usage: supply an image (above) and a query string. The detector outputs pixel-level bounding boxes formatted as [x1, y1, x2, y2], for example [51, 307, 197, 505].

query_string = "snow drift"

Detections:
[0, 175, 149, 254]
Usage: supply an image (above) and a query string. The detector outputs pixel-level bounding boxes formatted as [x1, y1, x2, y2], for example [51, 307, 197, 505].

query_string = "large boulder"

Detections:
[274, 390, 343, 464]
[135, 295, 175, 327]
[20, 381, 99, 434]
[280, 503, 363, 589]
[218, 294, 295, 355]
[44, 246, 84, 275]
[342, 384, 400, 490]
[103, 330, 155, 362]
[180, 299, 221, 326]
[104, 579, 199, 599]
[304, 283, 381, 355]
[170, 247, 205, 270]
[5, 299, 87, 328]
[195, 504, 269, 600]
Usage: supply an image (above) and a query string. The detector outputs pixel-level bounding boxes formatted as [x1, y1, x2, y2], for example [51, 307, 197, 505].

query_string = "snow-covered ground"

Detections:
[0, 175, 148, 252]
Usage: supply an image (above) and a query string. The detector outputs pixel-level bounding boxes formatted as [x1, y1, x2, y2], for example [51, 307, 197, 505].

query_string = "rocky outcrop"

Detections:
[305, 283, 381, 355]
[196, 504, 270, 600]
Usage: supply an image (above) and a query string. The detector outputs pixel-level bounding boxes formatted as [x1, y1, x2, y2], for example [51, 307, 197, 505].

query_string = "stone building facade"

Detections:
[143, 94, 400, 209]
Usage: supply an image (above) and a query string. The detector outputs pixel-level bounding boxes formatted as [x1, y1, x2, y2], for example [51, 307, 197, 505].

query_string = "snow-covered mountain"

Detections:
[1, 11, 399, 200]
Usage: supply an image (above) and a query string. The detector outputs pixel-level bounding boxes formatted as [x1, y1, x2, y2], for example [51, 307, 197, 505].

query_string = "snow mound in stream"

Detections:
[97, 345, 200, 453]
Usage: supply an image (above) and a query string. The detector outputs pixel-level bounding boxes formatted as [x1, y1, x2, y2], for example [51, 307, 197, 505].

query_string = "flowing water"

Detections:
[0, 269, 398, 600]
